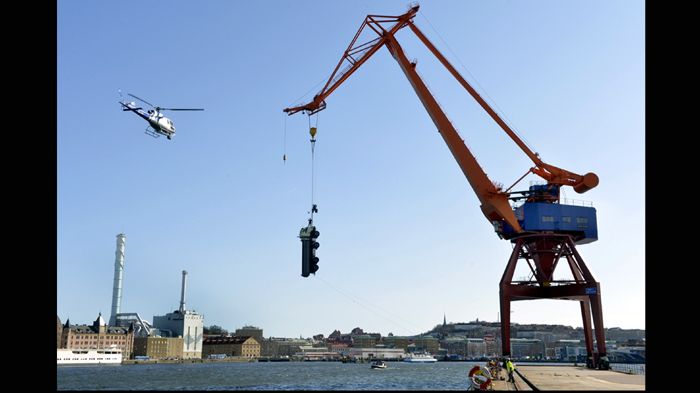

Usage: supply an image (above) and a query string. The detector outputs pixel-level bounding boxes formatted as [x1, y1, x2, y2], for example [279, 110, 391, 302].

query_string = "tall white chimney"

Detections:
[179, 270, 188, 313]
[109, 233, 126, 325]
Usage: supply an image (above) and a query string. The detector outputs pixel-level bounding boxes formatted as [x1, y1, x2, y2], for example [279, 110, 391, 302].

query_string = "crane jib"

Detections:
[283, 6, 598, 244]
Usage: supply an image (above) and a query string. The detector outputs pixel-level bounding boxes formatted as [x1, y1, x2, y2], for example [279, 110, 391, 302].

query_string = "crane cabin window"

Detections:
[562, 216, 572, 223]
[541, 216, 555, 222]
[576, 217, 588, 228]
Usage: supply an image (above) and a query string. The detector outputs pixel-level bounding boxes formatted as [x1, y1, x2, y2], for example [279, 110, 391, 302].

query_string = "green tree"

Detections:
[204, 325, 228, 335]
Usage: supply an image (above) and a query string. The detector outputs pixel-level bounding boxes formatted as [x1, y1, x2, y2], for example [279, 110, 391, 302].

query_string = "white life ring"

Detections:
[468, 365, 493, 390]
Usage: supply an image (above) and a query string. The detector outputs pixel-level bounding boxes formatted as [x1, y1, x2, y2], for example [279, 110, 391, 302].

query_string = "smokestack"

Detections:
[179, 270, 188, 313]
[109, 233, 126, 325]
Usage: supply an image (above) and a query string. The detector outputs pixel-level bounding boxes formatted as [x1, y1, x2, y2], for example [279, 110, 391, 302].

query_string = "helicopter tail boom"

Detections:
[119, 101, 149, 121]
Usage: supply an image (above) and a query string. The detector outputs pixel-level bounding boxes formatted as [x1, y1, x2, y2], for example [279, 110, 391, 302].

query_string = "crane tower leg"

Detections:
[498, 237, 522, 358]
[590, 285, 609, 368]
[580, 299, 595, 365]
[498, 234, 609, 369]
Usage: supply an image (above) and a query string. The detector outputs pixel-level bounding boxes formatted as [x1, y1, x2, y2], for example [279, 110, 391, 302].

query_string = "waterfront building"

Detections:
[57, 315, 63, 348]
[352, 334, 379, 348]
[328, 342, 350, 353]
[510, 338, 545, 359]
[465, 338, 487, 358]
[413, 337, 439, 353]
[60, 313, 135, 359]
[202, 336, 261, 358]
[441, 337, 466, 357]
[235, 326, 263, 343]
[265, 337, 311, 357]
[440, 337, 487, 358]
[294, 345, 342, 361]
[383, 336, 439, 354]
[260, 338, 278, 357]
[545, 347, 557, 359]
[346, 347, 405, 360]
[381, 335, 409, 349]
[327, 330, 353, 346]
[605, 327, 645, 342]
[608, 346, 645, 362]
[132, 336, 184, 359]
[483, 334, 499, 357]
[516, 330, 555, 345]
[553, 339, 586, 361]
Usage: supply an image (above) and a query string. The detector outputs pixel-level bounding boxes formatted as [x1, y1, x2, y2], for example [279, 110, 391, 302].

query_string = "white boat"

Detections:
[402, 352, 437, 363]
[370, 360, 388, 369]
[57, 347, 122, 365]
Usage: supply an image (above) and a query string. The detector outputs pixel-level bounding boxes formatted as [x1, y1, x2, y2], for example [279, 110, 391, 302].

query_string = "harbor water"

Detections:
[57, 361, 482, 390]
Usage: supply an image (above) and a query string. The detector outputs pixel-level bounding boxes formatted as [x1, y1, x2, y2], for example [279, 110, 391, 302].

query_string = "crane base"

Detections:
[498, 233, 608, 369]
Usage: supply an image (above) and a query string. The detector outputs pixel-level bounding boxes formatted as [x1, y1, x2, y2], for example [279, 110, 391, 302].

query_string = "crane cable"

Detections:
[316, 275, 426, 334]
[282, 114, 287, 163]
[309, 113, 319, 221]
[418, 10, 536, 154]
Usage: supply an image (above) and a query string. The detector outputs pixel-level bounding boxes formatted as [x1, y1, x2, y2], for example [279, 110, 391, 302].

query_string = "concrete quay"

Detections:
[491, 365, 644, 390]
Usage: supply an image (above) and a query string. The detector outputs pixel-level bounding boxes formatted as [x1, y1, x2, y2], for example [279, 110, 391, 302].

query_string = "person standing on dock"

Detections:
[505, 358, 516, 383]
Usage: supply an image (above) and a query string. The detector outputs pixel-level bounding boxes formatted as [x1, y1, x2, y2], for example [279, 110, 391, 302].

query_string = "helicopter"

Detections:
[119, 92, 203, 140]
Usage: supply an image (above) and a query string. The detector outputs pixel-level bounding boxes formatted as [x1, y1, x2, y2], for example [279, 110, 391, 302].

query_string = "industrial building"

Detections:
[202, 336, 260, 358]
[133, 336, 184, 359]
[152, 270, 204, 359]
[108, 234, 154, 337]
[234, 326, 263, 343]
[99, 234, 203, 359]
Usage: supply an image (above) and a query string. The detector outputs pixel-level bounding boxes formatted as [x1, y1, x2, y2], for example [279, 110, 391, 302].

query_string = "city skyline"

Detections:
[57, 0, 644, 338]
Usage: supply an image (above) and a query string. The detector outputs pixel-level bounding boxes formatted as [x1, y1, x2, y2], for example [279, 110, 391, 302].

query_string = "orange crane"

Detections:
[284, 5, 609, 369]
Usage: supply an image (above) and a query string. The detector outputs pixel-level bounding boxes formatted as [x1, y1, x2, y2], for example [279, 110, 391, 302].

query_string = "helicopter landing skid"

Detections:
[144, 126, 161, 138]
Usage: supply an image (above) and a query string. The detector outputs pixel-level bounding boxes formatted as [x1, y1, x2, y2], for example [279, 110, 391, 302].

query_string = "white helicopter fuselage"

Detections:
[147, 112, 175, 136]
[119, 93, 201, 140]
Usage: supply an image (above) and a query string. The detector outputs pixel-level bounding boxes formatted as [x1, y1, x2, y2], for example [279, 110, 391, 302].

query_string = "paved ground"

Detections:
[489, 368, 521, 391]
[501, 365, 645, 390]
[491, 378, 520, 391]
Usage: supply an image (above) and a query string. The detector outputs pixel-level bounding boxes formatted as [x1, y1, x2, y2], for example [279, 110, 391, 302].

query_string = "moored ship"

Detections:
[402, 352, 437, 363]
[57, 347, 122, 365]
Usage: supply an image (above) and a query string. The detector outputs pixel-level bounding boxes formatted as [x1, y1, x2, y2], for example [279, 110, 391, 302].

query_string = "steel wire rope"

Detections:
[289, 76, 327, 109]
[282, 114, 287, 163]
[418, 11, 537, 155]
[308, 115, 317, 219]
[316, 275, 426, 335]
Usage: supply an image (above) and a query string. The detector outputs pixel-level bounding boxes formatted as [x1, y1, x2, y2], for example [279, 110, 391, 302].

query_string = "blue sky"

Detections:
[57, 0, 644, 338]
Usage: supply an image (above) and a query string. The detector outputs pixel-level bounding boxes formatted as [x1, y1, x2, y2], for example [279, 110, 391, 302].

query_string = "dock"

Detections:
[491, 365, 645, 390]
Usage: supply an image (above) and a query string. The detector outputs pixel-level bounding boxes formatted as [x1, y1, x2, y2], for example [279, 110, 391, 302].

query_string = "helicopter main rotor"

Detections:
[159, 108, 205, 111]
[127, 93, 203, 112]
[128, 93, 155, 108]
